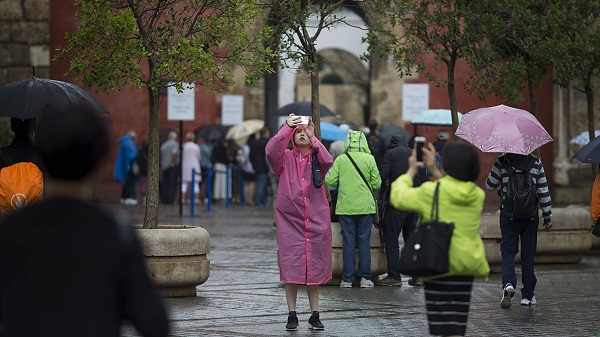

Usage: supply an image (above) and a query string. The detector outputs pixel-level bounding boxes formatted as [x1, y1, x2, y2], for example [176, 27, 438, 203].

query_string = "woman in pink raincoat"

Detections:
[266, 113, 334, 332]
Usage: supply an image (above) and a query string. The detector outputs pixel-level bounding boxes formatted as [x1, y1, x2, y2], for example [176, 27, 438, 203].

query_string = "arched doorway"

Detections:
[254, 2, 406, 131]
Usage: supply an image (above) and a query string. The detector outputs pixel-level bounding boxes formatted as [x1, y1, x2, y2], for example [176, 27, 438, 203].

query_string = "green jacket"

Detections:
[390, 174, 490, 279]
[325, 131, 381, 215]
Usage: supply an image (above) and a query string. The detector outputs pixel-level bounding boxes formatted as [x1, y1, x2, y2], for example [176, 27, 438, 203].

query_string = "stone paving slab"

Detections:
[109, 203, 600, 337]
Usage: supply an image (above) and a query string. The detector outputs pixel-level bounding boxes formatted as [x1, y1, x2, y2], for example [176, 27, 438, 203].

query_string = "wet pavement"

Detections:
[107, 202, 600, 337]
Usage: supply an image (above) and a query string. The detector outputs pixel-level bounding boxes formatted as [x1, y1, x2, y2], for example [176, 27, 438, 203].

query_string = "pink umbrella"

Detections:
[455, 104, 553, 155]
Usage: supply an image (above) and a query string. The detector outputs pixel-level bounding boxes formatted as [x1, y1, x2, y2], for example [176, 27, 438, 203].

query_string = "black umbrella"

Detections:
[195, 124, 230, 142]
[276, 101, 336, 117]
[0, 77, 109, 119]
[379, 122, 412, 146]
[573, 135, 600, 164]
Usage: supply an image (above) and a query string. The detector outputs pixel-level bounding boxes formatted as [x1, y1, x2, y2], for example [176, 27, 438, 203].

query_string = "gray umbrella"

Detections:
[0, 77, 108, 119]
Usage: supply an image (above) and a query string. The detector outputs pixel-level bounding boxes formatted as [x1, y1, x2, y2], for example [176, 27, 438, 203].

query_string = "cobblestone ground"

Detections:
[109, 202, 600, 337]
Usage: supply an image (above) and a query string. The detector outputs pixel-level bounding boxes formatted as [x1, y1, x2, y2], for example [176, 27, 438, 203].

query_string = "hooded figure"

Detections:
[325, 131, 381, 216]
[266, 123, 334, 284]
[376, 134, 425, 286]
[325, 130, 381, 288]
[266, 114, 334, 331]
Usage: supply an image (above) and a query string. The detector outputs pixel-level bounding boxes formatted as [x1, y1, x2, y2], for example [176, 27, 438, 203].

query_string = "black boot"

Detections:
[308, 311, 324, 330]
[285, 311, 298, 331]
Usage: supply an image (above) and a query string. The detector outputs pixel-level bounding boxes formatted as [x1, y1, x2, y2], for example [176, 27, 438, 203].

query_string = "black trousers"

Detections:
[121, 170, 136, 199]
[160, 166, 178, 204]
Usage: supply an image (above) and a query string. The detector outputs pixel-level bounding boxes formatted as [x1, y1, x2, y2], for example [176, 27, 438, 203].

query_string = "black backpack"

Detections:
[502, 157, 537, 220]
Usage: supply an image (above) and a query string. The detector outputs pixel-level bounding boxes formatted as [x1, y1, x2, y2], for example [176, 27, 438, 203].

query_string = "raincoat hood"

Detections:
[344, 130, 371, 154]
[442, 175, 482, 206]
[388, 134, 407, 149]
[291, 125, 310, 153]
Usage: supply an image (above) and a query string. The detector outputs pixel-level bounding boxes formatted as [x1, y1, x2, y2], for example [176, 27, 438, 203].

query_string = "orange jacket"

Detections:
[591, 172, 600, 224]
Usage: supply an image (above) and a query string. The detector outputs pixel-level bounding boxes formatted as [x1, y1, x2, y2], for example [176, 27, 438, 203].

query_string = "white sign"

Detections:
[167, 83, 195, 121]
[402, 83, 429, 121]
[221, 95, 244, 125]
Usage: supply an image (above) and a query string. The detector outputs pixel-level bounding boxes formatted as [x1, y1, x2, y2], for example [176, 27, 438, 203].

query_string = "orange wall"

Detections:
[49, 2, 555, 204]
[50, 1, 221, 201]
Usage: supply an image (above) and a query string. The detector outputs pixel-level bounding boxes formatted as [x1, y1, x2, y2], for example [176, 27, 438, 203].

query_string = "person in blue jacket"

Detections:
[114, 130, 139, 205]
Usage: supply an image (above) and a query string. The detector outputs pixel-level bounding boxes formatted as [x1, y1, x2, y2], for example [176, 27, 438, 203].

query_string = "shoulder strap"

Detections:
[431, 182, 441, 221]
[0, 148, 14, 167]
[346, 153, 372, 191]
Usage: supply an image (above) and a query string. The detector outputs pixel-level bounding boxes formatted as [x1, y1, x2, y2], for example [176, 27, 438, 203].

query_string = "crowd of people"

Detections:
[0, 111, 564, 337]
[111, 126, 280, 207]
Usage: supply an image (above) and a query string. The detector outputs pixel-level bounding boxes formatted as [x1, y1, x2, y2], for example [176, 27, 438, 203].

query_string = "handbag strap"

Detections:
[430, 182, 441, 221]
[346, 153, 373, 194]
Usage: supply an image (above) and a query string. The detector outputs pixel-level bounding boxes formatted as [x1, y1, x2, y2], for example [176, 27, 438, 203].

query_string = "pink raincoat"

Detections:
[266, 124, 334, 285]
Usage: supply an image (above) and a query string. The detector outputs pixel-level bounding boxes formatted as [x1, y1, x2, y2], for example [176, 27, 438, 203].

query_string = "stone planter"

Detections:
[328, 222, 386, 285]
[135, 225, 210, 297]
[480, 207, 592, 273]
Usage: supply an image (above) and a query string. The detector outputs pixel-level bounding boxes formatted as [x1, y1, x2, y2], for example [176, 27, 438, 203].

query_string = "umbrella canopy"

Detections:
[570, 130, 600, 145]
[0, 77, 109, 119]
[411, 109, 462, 126]
[379, 122, 412, 146]
[276, 101, 335, 117]
[455, 104, 553, 155]
[330, 119, 360, 131]
[320, 121, 349, 141]
[226, 119, 264, 147]
[573, 135, 600, 164]
[196, 124, 230, 142]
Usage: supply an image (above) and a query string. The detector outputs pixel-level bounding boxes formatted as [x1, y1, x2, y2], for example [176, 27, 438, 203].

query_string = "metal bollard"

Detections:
[206, 167, 212, 212]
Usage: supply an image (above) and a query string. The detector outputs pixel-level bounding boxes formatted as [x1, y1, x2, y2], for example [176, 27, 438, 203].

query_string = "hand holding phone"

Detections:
[414, 136, 426, 168]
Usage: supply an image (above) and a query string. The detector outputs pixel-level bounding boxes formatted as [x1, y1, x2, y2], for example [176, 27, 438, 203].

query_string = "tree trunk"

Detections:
[528, 75, 537, 117]
[306, 44, 322, 139]
[526, 73, 542, 157]
[585, 84, 598, 175]
[143, 87, 160, 229]
[446, 55, 459, 136]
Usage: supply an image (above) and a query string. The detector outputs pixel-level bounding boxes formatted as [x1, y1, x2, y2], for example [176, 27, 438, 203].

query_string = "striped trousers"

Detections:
[424, 276, 474, 336]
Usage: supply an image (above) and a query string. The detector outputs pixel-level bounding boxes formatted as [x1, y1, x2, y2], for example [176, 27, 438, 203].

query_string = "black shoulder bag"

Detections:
[398, 182, 454, 277]
[346, 153, 380, 225]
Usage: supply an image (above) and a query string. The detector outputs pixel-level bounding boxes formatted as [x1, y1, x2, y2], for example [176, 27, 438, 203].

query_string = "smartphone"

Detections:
[414, 136, 426, 168]
[299, 116, 310, 125]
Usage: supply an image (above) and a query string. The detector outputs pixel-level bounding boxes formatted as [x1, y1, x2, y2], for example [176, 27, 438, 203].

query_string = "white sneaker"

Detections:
[500, 283, 515, 308]
[124, 198, 138, 205]
[360, 278, 374, 288]
[339, 281, 352, 288]
[520, 296, 537, 306]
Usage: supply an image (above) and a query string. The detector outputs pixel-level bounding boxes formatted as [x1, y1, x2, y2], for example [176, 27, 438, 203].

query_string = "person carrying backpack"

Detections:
[0, 118, 43, 216]
[485, 153, 552, 308]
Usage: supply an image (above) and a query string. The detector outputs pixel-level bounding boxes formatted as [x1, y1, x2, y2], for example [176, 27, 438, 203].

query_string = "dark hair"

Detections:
[10, 118, 35, 136]
[367, 119, 378, 132]
[442, 141, 480, 182]
[35, 106, 110, 180]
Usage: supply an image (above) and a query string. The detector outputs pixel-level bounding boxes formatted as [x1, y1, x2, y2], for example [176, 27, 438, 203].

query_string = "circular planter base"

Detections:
[480, 207, 592, 273]
[136, 225, 210, 298]
[328, 222, 386, 285]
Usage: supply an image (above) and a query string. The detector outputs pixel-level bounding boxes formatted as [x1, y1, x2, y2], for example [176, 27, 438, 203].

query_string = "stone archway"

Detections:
[231, 1, 408, 130]
[296, 48, 369, 127]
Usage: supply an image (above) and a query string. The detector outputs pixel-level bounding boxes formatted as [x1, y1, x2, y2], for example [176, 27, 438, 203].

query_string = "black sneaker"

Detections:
[408, 277, 422, 286]
[285, 312, 298, 331]
[308, 311, 324, 330]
